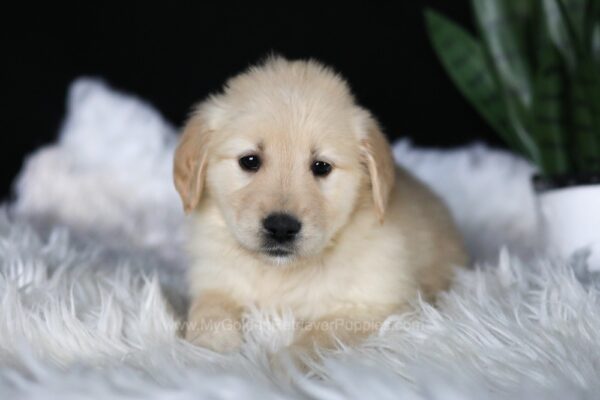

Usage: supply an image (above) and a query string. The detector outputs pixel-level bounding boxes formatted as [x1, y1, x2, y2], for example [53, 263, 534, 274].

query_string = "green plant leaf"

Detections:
[531, 41, 570, 174]
[561, 0, 589, 40]
[471, 0, 541, 165]
[541, 0, 585, 70]
[571, 61, 600, 172]
[424, 9, 524, 154]
[593, 24, 600, 62]
[426, 1, 600, 175]
[471, 0, 534, 107]
[588, 1, 600, 60]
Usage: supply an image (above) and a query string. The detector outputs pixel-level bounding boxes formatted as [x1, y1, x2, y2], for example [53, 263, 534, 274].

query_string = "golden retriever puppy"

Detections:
[173, 56, 467, 362]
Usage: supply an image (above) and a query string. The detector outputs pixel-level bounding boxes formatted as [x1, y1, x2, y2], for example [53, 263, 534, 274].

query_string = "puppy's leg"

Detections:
[294, 314, 379, 351]
[280, 309, 394, 371]
[185, 290, 244, 353]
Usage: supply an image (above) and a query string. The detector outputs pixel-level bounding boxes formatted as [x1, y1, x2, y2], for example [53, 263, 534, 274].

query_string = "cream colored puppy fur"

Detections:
[173, 57, 467, 359]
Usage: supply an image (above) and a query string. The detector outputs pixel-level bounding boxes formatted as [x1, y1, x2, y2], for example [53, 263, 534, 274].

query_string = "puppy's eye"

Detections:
[311, 160, 332, 177]
[239, 155, 261, 172]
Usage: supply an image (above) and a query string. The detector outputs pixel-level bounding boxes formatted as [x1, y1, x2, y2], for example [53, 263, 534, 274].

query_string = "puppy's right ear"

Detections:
[356, 110, 396, 223]
[173, 112, 211, 214]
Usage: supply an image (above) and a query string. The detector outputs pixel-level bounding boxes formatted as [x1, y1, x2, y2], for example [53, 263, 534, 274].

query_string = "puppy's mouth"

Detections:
[261, 237, 297, 259]
[262, 240, 294, 258]
[265, 249, 294, 258]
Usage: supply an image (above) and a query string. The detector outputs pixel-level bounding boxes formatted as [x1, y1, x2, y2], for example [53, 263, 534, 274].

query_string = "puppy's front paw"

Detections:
[185, 317, 243, 353]
[185, 291, 244, 353]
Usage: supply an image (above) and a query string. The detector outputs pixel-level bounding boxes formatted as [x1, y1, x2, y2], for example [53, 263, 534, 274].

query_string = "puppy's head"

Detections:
[174, 57, 395, 264]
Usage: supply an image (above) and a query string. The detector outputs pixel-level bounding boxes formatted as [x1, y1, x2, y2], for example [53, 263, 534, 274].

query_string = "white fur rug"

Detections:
[2, 78, 599, 399]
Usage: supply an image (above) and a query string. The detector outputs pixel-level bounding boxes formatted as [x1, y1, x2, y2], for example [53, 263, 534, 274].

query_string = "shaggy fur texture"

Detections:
[2, 78, 599, 399]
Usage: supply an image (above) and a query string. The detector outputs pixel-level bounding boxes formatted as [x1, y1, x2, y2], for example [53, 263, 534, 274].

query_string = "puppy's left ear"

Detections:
[173, 112, 211, 214]
[359, 115, 396, 223]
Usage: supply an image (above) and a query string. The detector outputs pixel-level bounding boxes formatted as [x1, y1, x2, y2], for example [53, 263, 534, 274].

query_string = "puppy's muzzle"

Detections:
[262, 213, 302, 245]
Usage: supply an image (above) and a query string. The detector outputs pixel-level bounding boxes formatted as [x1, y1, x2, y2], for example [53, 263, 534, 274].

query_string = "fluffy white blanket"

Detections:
[2, 79, 599, 399]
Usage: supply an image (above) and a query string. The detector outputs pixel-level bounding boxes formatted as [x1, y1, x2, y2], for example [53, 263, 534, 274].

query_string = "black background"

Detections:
[4, 2, 505, 201]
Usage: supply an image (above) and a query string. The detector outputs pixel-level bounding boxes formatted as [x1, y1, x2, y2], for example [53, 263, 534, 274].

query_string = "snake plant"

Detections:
[425, 0, 600, 177]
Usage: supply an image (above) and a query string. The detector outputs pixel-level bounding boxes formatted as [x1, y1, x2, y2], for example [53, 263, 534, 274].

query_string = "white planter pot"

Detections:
[538, 184, 600, 269]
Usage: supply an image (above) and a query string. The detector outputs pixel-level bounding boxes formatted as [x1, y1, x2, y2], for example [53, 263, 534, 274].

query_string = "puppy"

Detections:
[174, 56, 467, 362]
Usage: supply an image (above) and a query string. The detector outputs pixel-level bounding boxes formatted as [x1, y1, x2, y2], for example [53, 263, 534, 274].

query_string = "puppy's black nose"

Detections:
[262, 213, 302, 243]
